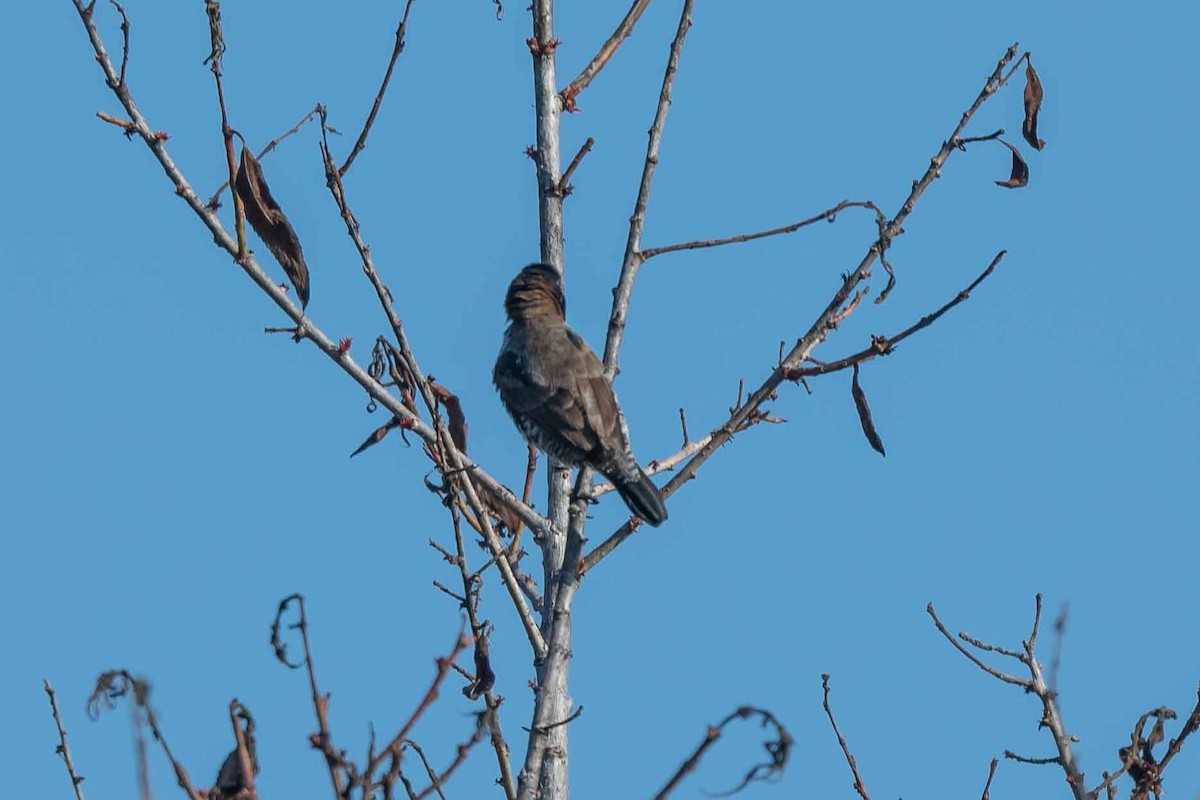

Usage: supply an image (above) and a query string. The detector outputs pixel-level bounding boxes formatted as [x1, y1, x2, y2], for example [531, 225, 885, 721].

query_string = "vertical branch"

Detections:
[602, 0, 694, 375]
[525, 2, 572, 797]
[203, 1, 247, 259]
[271, 594, 348, 798]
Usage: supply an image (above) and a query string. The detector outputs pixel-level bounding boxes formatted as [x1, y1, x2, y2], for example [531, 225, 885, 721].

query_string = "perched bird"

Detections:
[494, 263, 667, 526]
[209, 711, 258, 800]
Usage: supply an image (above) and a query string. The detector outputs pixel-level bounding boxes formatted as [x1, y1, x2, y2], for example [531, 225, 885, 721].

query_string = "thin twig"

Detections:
[206, 104, 322, 209]
[369, 630, 471, 774]
[559, 0, 652, 111]
[926, 603, 1030, 688]
[340, 0, 417, 176]
[270, 594, 347, 797]
[44, 680, 86, 800]
[1004, 751, 1059, 765]
[108, 0, 129, 87]
[442, 503, 517, 800]
[980, 758, 1000, 800]
[413, 711, 494, 800]
[523, 706, 583, 734]
[821, 675, 870, 800]
[601, 0, 694, 375]
[557, 137, 594, 194]
[786, 249, 1005, 375]
[639, 200, 881, 260]
[95, 110, 137, 134]
[203, 0, 247, 259]
[652, 705, 792, 800]
[406, 740, 448, 800]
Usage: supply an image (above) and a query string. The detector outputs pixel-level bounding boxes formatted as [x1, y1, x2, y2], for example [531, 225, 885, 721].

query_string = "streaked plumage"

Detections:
[493, 264, 667, 527]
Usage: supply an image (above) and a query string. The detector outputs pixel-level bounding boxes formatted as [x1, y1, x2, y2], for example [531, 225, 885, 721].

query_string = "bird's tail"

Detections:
[613, 467, 668, 527]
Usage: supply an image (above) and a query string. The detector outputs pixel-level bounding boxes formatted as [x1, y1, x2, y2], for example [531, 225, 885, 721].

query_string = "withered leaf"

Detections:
[349, 417, 405, 457]
[431, 382, 469, 454]
[1022, 61, 1046, 151]
[851, 365, 886, 457]
[995, 140, 1030, 189]
[235, 147, 311, 308]
[464, 632, 496, 701]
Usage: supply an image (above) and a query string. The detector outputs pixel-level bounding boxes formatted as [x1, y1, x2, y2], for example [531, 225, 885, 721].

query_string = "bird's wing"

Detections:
[494, 349, 599, 453]
[564, 330, 623, 450]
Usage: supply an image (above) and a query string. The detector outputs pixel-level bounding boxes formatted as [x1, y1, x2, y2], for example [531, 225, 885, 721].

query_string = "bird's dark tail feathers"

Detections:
[613, 467, 668, 527]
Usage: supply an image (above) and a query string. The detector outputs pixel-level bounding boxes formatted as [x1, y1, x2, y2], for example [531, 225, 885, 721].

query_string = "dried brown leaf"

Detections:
[430, 382, 469, 454]
[1022, 61, 1046, 151]
[995, 140, 1030, 189]
[464, 632, 496, 700]
[851, 365, 886, 457]
[350, 417, 404, 458]
[235, 147, 311, 308]
[479, 482, 523, 533]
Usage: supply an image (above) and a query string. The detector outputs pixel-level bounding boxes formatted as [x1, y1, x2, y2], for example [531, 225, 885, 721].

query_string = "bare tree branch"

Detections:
[786, 250, 1006, 378]
[601, 0, 694, 375]
[44, 679, 86, 800]
[559, 0, 652, 111]
[340, 0, 417, 176]
[202, 1, 248, 259]
[821, 674, 870, 800]
[930, 595, 1087, 800]
[926, 602, 1030, 688]
[370, 630, 472, 775]
[583, 42, 1026, 574]
[70, 0, 558, 591]
[269, 594, 347, 797]
[652, 705, 792, 800]
[639, 200, 882, 260]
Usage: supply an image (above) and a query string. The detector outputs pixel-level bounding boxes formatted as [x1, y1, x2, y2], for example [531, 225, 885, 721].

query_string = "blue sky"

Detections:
[4, 1, 1198, 798]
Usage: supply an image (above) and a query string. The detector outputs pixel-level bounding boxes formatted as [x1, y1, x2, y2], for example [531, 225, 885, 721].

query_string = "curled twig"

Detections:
[652, 705, 792, 799]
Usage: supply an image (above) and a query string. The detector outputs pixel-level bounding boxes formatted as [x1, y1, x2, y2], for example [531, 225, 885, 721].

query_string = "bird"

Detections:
[493, 263, 667, 527]
[208, 710, 258, 800]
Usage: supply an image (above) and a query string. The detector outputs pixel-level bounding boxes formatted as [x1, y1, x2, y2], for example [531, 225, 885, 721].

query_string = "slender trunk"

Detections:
[519, 2, 575, 799]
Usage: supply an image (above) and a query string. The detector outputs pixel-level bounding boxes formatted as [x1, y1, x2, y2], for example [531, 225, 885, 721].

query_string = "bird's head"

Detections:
[504, 263, 566, 321]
